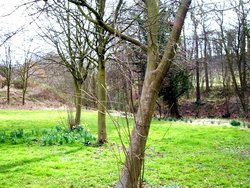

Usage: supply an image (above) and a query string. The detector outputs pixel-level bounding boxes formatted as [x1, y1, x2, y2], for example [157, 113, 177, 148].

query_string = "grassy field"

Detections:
[0, 110, 249, 187]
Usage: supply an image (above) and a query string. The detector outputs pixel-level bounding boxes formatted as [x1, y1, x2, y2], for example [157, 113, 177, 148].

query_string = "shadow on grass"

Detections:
[0, 147, 82, 173]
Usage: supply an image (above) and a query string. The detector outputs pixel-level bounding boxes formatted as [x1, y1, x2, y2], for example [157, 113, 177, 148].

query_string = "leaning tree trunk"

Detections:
[97, 62, 107, 144]
[74, 80, 82, 127]
[117, 0, 191, 187]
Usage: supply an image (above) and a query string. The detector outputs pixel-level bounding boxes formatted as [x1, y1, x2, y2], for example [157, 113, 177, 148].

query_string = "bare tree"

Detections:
[0, 43, 13, 105]
[77, 0, 122, 144]
[191, 7, 201, 104]
[199, 1, 211, 95]
[68, 0, 191, 186]
[38, 1, 95, 127]
[216, 1, 249, 117]
[16, 48, 37, 105]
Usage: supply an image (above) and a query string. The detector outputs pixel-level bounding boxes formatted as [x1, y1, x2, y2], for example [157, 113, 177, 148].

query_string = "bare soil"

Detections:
[179, 98, 242, 119]
[0, 86, 68, 109]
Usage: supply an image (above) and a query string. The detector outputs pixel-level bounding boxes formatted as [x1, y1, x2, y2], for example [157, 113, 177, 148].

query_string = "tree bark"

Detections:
[7, 82, 10, 105]
[22, 87, 27, 105]
[96, 0, 108, 145]
[97, 62, 107, 144]
[117, 0, 191, 187]
[194, 22, 201, 104]
[204, 36, 210, 95]
[74, 80, 82, 127]
[168, 99, 181, 119]
[22, 73, 28, 105]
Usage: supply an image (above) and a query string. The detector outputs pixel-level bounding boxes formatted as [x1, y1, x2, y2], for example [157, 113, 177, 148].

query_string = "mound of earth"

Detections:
[0, 85, 68, 109]
[179, 99, 241, 119]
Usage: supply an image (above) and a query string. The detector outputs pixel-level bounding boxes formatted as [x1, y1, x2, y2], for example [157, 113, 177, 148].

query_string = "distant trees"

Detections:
[0, 43, 13, 105]
[215, 0, 250, 116]
[39, 1, 95, 127]
[191, 8, 201, 104]
[16, 48, 37, 105]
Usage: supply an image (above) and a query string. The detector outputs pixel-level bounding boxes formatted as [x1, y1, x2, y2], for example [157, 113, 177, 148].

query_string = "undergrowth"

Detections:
[0, 125, 96, 146]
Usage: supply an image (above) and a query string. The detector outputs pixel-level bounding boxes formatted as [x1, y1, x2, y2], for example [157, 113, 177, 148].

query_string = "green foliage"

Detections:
[10, 129, 24, 144]
[230, 120, 241, 126]
[41, 125, 96, 146]
[159, 65, 190, 118]
[31, 128, 40, 136]
[166, 117, 177, 122]
[247, 123, 250, 129]
[0, 131, 6, 143]
[0, 125, 95, 146]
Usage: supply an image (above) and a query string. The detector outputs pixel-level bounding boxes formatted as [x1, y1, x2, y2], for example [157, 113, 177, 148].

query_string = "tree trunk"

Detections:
[203, 26, 210, 95]
[96, 0, 108, 144]
[117, 0, 191, 187]
[182, 27, 190, 99]
[22, 79, 28, 105]
[22, 89, 26, 105]
[168, 99, 181, 119]
[204, 56, 209, 95]
[97, 62, 107, 144]
[195, 28, 201, 104]
[74, 80, 82, 127]
[7, 83, 10, 105]
[118, 79, 158, 188]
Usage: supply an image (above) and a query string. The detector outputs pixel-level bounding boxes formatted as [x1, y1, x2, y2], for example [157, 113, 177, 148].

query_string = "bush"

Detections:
[41, 125, 96, 146]
[230, 120, 241, 127]
[10, 129, 24, 144]
[247, 123, 250, 129]
[12, 80, 24, 89]
[166, 117, 177, 122]
[0, 126, 96, 146]
[0, 131, 6, 143]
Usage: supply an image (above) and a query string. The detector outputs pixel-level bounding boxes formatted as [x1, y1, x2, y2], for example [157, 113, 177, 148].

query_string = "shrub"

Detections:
[12, 80, 24, 89]
[10, 129, 24, 144]
[0, 126, 96, 146]
[230, 120, 241, 127]
[247, 123, 250, 129]
[41, 125, 96, 146]
[31, 128, 40, 136]
[166, 117, 177, 122]
[0, 131, 6, 143]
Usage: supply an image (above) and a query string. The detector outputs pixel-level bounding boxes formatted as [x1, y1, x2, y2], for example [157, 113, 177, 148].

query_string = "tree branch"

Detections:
[68, 0, 147, 51]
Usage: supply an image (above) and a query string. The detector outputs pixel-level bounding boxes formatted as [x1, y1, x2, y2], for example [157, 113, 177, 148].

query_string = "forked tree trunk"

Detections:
[117, 0, 191, 187]
[97, 62, 107, 144]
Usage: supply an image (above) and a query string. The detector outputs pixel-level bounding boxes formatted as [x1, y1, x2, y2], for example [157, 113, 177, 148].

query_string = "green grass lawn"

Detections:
[0, 110, 249, 187]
